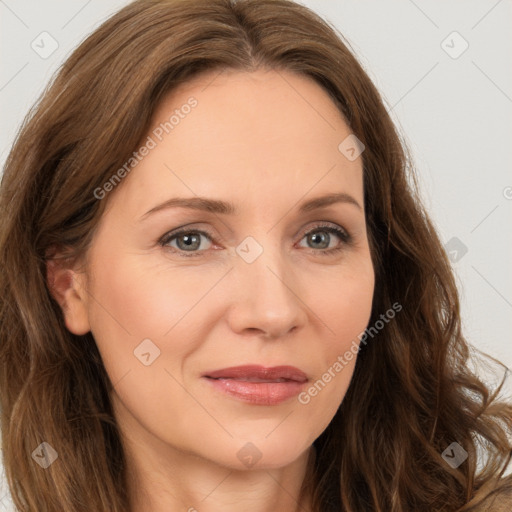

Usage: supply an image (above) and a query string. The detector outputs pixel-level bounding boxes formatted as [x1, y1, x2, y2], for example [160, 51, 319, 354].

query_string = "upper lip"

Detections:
[202, 365, 308, 383]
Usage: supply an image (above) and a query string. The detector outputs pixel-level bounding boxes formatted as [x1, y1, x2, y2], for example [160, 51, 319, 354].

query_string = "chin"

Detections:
[203, 434, 312, 471]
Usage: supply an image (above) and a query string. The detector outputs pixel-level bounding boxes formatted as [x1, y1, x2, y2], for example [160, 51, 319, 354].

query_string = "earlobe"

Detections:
[46, 255, 91, 336]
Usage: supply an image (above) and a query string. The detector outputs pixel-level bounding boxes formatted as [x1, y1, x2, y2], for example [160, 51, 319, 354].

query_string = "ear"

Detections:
[46, 248, 91, 335]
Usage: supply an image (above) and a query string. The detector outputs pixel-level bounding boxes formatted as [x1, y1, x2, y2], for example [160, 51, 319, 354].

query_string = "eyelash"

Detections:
[158, 222, 353, 258]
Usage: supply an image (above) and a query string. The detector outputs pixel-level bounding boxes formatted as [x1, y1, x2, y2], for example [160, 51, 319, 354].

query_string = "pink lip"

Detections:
[202, 365, 308, 405]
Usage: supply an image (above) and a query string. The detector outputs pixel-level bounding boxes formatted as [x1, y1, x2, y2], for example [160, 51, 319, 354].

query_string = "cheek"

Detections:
[88, 254, 212, 340]
[85, 250, 242, 398]
[316, 256, 375, 350]
[304, 257, 374, 401]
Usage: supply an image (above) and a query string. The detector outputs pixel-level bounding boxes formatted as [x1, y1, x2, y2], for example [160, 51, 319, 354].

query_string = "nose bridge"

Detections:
[228, 231, 306, 337]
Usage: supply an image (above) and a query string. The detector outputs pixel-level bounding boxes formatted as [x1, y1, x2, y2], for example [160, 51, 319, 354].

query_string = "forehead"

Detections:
[108, 69, 364, 218]
[153, 68, 351, 156]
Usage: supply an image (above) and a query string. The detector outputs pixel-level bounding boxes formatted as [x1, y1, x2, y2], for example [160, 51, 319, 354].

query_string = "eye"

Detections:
[159, 228, 214, 257]
[158, 222, 352, 258]
[297, 223, 352, 256]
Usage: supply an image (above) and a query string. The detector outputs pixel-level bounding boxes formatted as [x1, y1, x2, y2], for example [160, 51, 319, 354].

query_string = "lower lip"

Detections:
[203, 377, 306, 405]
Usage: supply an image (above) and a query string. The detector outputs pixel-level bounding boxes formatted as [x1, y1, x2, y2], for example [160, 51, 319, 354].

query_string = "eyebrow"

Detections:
[140, 192, 362, 220]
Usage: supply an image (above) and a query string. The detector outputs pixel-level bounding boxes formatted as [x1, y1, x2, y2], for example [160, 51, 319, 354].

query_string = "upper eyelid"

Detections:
[159, 221, 349, 245]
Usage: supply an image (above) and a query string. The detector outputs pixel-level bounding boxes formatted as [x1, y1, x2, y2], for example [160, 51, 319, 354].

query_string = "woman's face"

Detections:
[65, 69, 374, 471]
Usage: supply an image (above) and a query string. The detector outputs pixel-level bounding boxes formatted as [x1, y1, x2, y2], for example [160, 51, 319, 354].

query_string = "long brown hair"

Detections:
[1, 0, 511, 510]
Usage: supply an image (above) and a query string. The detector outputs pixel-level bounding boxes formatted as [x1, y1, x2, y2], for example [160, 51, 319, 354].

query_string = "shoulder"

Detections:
[471, 482, 512, 512]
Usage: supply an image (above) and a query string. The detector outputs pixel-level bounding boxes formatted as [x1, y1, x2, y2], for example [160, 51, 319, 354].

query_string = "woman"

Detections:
[0, 0, 510, 510]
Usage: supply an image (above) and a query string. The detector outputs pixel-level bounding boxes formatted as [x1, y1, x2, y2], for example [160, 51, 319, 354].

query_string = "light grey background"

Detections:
[1, 1, 511, 508]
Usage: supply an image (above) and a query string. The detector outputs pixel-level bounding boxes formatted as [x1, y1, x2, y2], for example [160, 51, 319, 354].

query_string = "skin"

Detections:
[48, 68, 375, 512]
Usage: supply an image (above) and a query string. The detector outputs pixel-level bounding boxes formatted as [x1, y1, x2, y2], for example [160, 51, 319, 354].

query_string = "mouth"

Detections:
[201, 365, 308, 405]
[203, 365, 308, 382]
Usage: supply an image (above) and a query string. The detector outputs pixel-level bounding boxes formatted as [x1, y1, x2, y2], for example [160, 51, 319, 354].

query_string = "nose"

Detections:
[226, 238, 308, 340]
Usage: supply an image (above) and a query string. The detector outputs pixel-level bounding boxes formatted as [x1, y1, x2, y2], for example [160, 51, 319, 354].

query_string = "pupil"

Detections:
[311, 232, 328, 249]
[181, 234, 199, 250]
